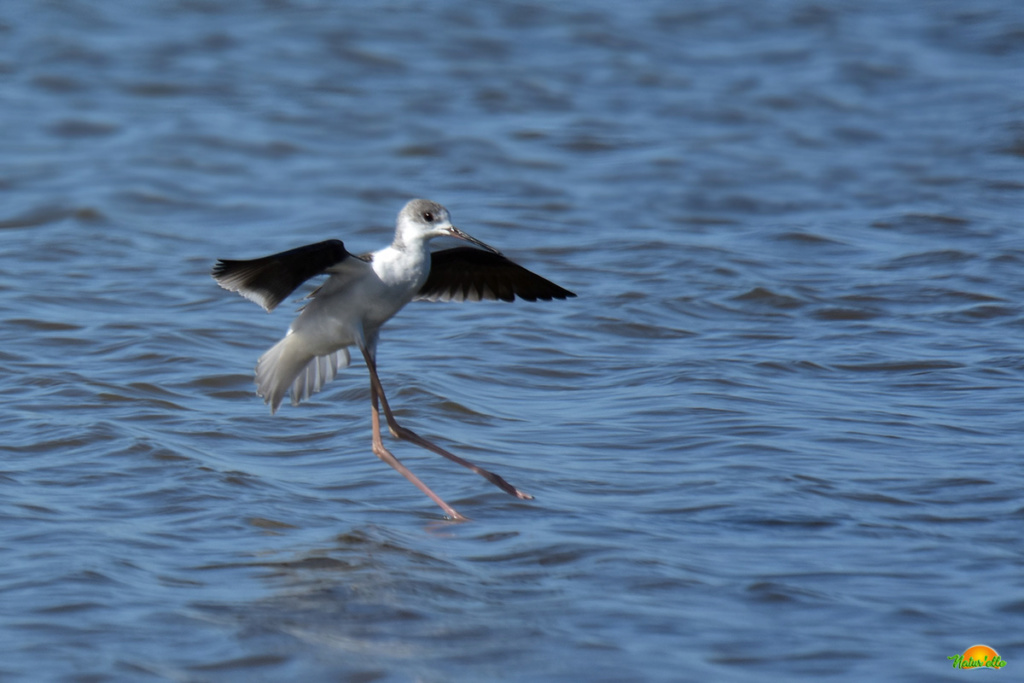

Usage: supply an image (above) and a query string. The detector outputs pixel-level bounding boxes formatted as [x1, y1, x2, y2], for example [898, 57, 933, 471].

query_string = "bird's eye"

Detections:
[423, 212, 434, 223]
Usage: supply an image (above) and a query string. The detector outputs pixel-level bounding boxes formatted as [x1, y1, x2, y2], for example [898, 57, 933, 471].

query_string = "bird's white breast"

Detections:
[371, 244, 429, 291]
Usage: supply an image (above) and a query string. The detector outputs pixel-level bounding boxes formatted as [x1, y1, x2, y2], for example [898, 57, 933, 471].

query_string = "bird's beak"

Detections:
[447, 226, 503, 255]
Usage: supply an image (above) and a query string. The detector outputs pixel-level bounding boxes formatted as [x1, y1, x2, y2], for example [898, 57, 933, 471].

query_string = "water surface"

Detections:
[1, 1, 1023, 680]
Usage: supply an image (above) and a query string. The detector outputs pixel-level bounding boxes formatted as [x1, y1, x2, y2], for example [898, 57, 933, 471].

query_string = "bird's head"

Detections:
[396, 199, 501, 254]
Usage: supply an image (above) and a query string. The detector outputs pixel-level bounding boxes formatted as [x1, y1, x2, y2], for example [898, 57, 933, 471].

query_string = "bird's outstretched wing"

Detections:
[212, 239, 350, 311]
[416, 247, 576, 302]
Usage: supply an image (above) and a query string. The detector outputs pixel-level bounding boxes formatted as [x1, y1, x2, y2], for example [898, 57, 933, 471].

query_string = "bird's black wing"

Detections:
[416, 246, 576, 302]
[211, 239, 350, 311]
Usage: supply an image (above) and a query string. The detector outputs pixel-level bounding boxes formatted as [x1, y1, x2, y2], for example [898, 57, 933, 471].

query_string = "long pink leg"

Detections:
[367, 373, 467, 521]
[359, 347, 532, 500]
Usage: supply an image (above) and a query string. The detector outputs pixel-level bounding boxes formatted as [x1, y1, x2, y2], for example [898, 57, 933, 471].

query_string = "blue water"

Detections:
[1, 1, 1023, 680]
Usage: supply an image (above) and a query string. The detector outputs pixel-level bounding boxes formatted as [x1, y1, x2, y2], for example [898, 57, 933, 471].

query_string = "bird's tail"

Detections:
[255, 334, 351, 413]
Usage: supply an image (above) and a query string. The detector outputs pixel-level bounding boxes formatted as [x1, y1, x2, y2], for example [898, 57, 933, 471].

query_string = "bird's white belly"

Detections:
[288, 272, 416, 356]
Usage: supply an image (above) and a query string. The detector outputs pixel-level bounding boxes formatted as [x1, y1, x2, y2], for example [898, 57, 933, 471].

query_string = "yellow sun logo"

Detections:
[948, 644, 1006, 669]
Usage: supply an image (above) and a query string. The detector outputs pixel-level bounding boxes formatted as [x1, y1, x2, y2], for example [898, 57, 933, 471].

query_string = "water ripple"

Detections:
[2, 1, 1023, 681]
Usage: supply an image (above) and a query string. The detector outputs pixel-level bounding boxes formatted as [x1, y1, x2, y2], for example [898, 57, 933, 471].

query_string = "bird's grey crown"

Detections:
[402, 198, 449, 224]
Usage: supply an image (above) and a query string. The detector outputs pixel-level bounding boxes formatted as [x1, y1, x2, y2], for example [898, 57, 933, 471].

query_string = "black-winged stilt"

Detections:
[212, 199, 575, 520]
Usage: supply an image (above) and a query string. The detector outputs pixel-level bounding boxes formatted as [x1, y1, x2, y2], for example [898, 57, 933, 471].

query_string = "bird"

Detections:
[211, 199, 575, 521]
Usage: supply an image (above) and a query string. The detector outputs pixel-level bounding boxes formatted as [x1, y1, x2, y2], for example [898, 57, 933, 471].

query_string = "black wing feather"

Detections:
[418, 247, 576, 303]
[211, 239, 350, 311]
